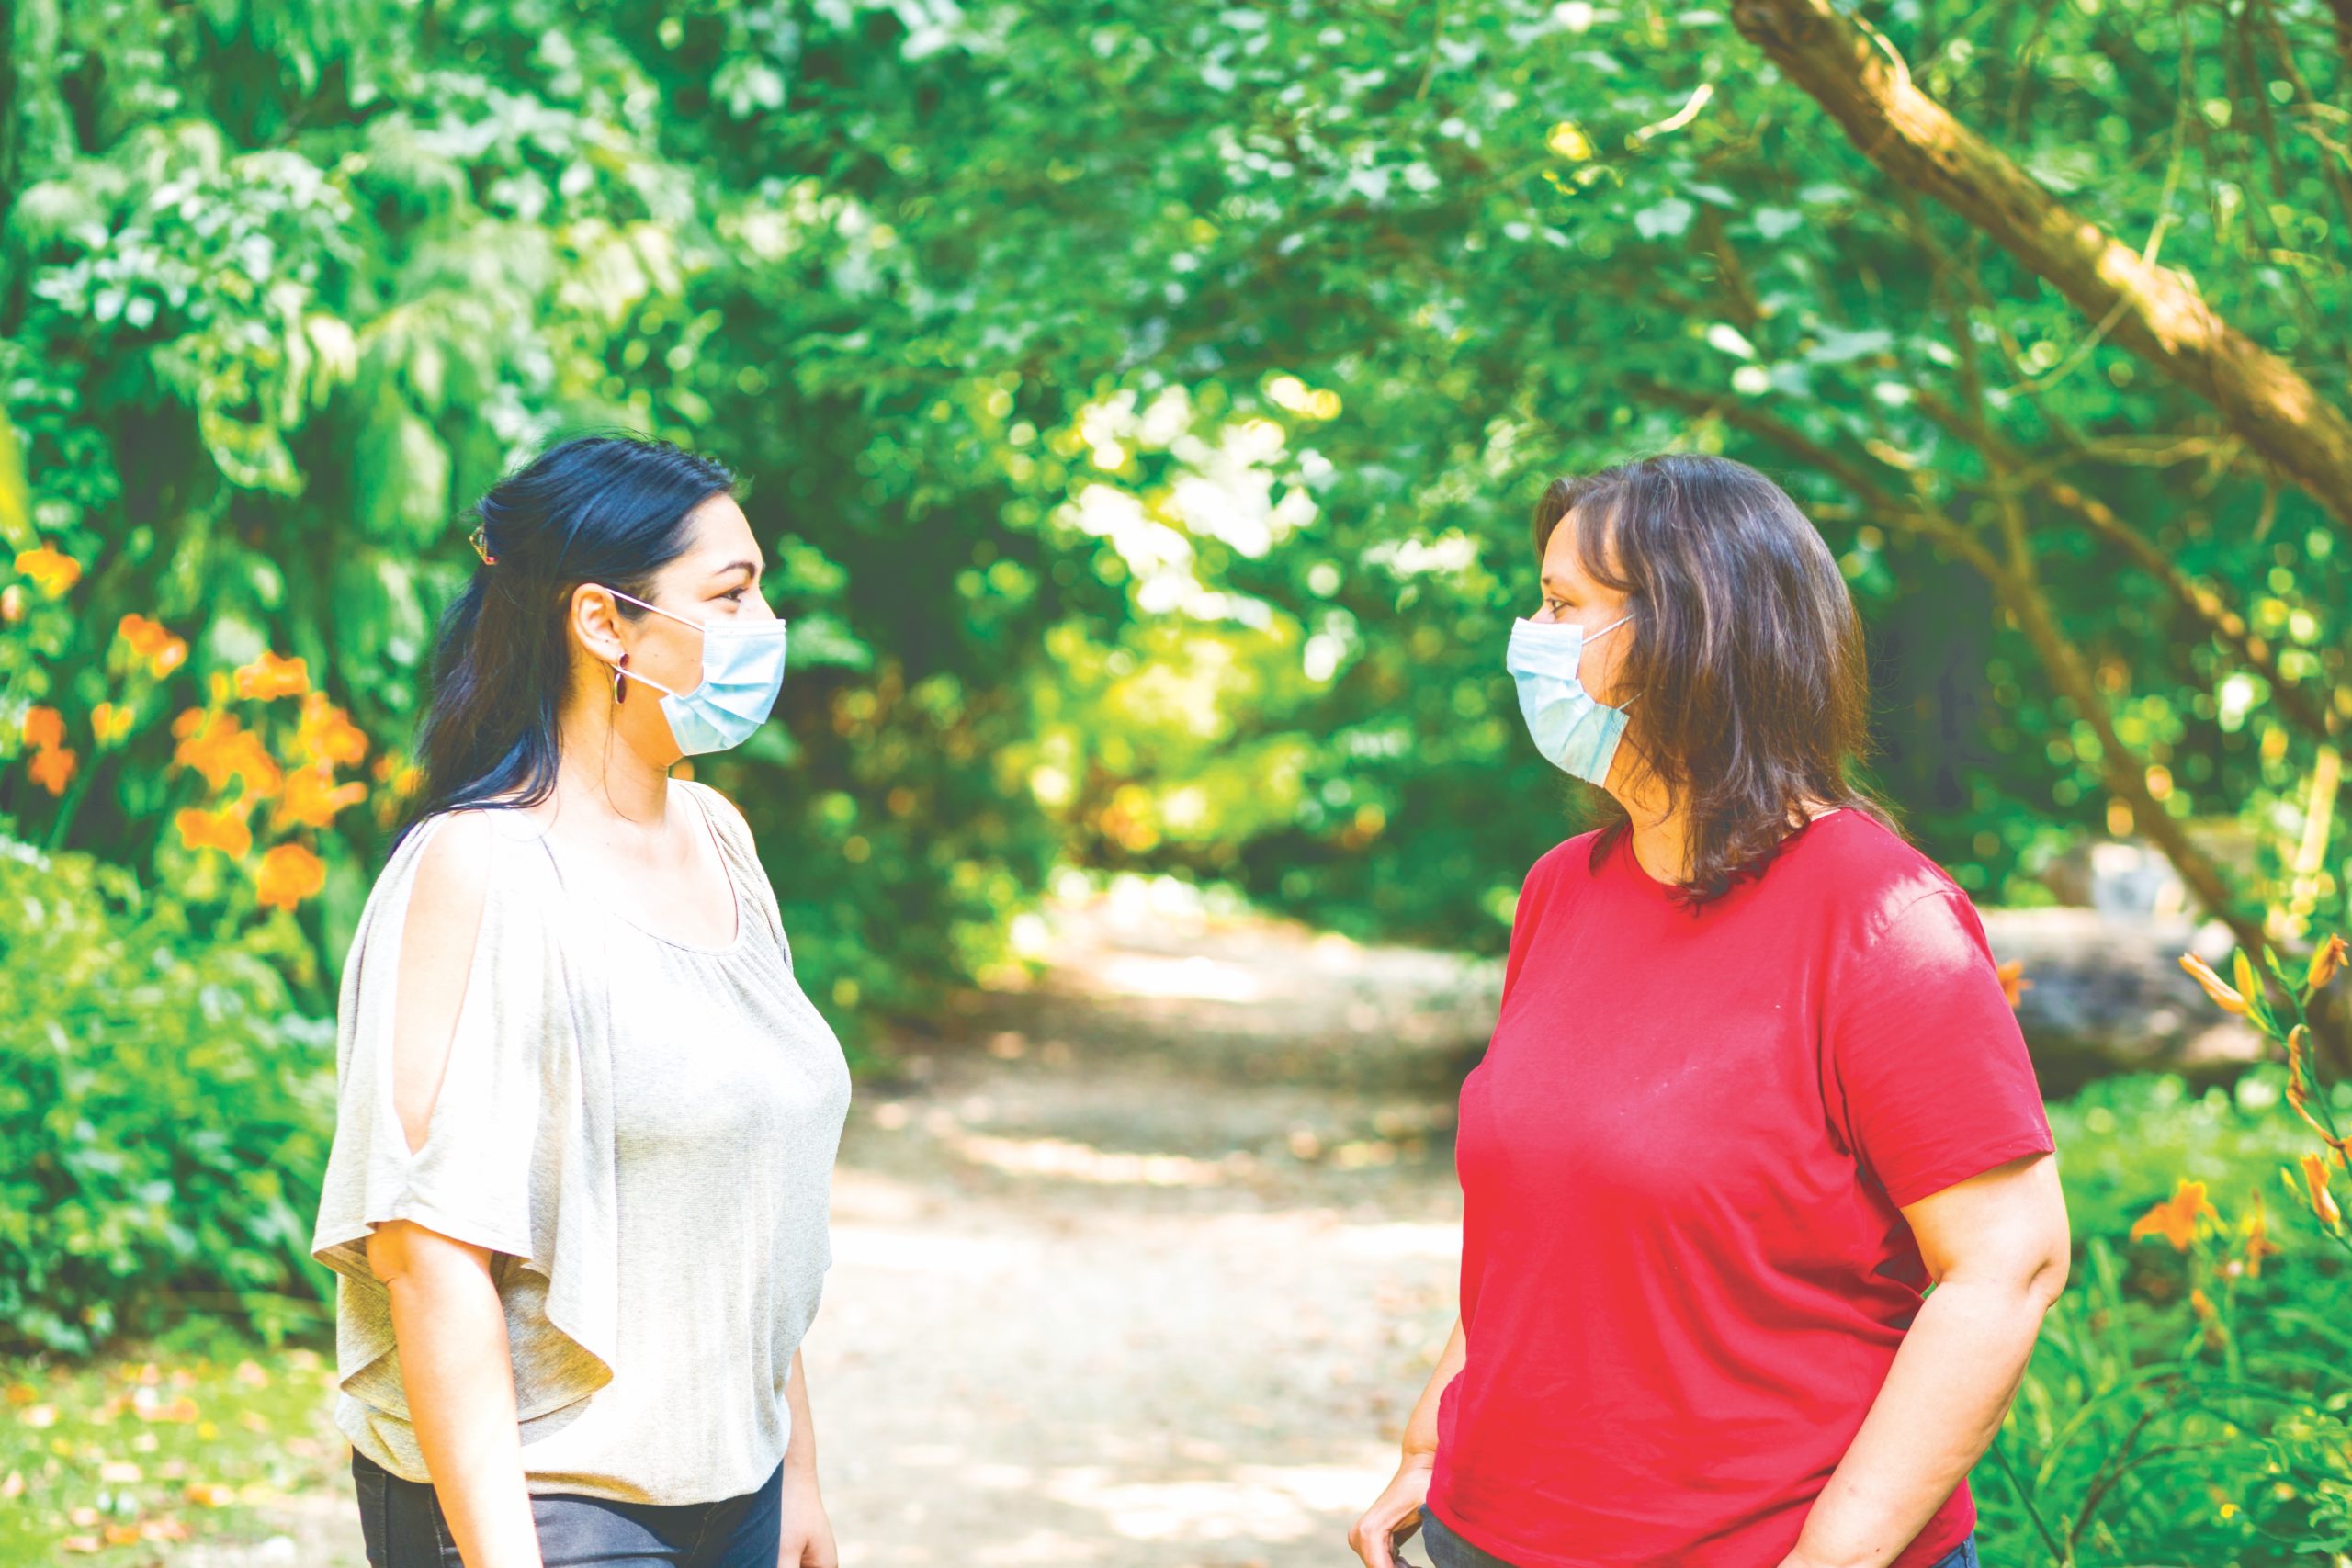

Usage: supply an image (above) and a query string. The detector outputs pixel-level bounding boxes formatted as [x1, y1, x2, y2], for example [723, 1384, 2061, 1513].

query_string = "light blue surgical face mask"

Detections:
[1506, 612, 1636, 785]
[602, 586, 788, 756]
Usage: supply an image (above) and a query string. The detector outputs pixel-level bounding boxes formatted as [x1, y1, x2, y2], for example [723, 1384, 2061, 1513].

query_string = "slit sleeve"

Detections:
[309, 813, 619, 1426]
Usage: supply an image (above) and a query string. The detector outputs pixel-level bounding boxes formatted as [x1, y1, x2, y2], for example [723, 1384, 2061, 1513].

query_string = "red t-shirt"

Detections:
[1428, 809, 2056, 1568]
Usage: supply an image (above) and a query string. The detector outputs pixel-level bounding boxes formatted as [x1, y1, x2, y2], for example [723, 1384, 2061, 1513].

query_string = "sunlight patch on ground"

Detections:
[1038, 1462, 1393, 1544]
[827, 1227, 1008, 1273]
[939, 1126, 1250, 1187]
[1087, 953, 1269, 1002]
[1331, 1223, 1461, 1259]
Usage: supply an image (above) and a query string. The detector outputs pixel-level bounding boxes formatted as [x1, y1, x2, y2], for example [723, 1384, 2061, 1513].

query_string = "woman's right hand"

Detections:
[1348, 1451, 1433, 1568]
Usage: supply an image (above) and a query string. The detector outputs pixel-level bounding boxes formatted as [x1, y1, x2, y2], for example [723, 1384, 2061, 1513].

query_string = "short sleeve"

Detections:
[1822, 886, 2056, 1210]
[309, 812, 619, 1427]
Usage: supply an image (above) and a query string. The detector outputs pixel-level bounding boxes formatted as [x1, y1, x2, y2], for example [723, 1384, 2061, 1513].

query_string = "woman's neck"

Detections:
[1617, 788, 1835, 888]
[549, 700, 675, 834]
[1623, 801, 1691, 887]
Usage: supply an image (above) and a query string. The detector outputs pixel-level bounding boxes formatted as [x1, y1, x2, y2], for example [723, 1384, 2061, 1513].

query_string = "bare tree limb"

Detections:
[1729, 0, 2352, 534]
[1913, 389, 2345, 743]
[1634, 379, 2278, 982]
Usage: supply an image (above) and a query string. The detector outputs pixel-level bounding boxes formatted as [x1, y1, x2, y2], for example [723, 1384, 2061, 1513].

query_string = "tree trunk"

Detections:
[1728, 0, 2352, 536]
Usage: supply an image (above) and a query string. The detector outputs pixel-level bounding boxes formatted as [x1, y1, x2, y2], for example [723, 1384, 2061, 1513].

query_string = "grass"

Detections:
[0, 1322, 351, 1567]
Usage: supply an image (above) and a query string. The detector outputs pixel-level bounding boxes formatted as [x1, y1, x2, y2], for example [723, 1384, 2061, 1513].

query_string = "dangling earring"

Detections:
[613, 651, 629, 705]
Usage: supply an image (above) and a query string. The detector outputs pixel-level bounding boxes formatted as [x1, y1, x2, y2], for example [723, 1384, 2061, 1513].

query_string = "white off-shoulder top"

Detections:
[308, 778, 852, 1505]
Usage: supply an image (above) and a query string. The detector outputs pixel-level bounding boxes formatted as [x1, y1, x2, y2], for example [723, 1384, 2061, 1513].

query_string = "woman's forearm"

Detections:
[784, 1348, 819, 1481]
[1401, 1318, 1468, 1461]
[377, 1225, 544, 1568]
[1789, 1280, 2053, 1568]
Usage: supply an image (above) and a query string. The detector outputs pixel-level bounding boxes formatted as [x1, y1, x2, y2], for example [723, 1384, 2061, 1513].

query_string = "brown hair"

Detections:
[1532, 453, 1905, 908]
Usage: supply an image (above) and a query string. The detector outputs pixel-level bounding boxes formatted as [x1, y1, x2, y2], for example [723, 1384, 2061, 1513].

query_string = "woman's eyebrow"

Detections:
[712, 558, 762, 582]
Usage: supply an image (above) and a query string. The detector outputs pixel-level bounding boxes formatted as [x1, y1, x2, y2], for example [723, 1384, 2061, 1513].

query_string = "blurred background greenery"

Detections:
[3, 0, 2351, 1561]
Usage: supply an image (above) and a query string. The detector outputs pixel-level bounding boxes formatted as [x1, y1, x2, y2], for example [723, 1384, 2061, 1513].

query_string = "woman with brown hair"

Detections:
[1348, 454, 2068, 1568]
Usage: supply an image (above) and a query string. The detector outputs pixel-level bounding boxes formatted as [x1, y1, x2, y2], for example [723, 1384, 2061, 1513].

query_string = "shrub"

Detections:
[0, 835, 334, 1355]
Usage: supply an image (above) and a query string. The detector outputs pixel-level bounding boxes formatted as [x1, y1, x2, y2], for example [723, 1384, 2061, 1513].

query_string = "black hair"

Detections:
[395, 433, 736, 848]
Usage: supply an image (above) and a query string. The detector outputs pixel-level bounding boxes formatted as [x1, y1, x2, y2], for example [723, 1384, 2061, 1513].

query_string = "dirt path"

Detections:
[810, 885, 1495, 1567]
[182, 883, 1500, 1568]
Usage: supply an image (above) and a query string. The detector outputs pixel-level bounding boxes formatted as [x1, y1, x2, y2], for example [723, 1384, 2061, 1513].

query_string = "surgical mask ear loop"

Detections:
[603, 586, 693, 700]
[1588, 614, 1635, 708]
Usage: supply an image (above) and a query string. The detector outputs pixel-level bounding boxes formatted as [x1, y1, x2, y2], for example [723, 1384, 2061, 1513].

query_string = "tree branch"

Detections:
[1730, 0, 2352, 535]
[1913, 389, 2344, 743]
[1633, 378, 2272, 969]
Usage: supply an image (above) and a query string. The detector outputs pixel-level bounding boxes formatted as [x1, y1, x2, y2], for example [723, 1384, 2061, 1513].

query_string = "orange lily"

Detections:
[291, 693, 368, 767]
[171, 709, 282, 796]
[2241, 1195, 2284, 1280]
[254, 841, 327, 910]
[2130, 1179, 2218, 1251]
[2283, 1029, 2352, 1155]
[2301, 1155, 2345, 1234]
[90, 702, 136, 748]
[13, 544, 81, 597]
[2308, 935, 2348, 994]
[115, 614, 188, 678]
[1995, 958, 2031, 1008]
[2178, 953, 2249, 1015]
[274, 763, 368, 830]
[28, 746, 75, 795]
[175, 806, 253, 859]
[19, 706, 63, 750]
[232, 650, 310, 701]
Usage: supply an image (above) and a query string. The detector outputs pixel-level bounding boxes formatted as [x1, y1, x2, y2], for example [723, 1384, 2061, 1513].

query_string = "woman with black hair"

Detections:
[1349, 455, 2069, 1568]
[310, 434, 851, 1568]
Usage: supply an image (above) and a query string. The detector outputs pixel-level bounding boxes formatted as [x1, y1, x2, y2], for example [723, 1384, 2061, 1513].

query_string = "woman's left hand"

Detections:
[779, 1468, 836, 1568]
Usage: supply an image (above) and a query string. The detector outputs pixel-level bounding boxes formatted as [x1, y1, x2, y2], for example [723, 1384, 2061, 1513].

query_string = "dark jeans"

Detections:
[351, 1449, 783, 1568]
[1412, 1507, 1982, 1568]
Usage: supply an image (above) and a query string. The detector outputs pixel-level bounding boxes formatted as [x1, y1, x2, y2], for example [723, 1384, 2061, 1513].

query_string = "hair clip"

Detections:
[469, 524, 497, 567]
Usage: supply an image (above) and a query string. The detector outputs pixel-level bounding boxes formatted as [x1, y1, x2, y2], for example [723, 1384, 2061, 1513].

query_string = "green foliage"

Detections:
[1977, 1064, 2352, 1563]
[5, 0, 2351, 1369]
[0, 835, 334, 1357]
[8, 0, 2347, 1012]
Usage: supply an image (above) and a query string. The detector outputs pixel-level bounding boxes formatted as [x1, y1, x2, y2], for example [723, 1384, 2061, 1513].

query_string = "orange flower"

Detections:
[1995, 958, 2031, 1009]
[2301, 1154, 2345, 1233]
[2177, 953, 2249, 1015]
[274, 763, 368, 830]
[233, 649, 309, 701]
[2130, 1179, 2218, 1251]
[170, 710, 282, 796]
[2241, 1195, 2284, 1280]
[175, 805, 253, 859]
[20, 705, 64, 750]
[291, 693, 368, 768]
[13, 543, 81, 597]
[2307, 934, 2348, 994]
[115, 614, 188, 678]
[254, 841, 326, 910]
[28, 746, 75, 794]
[90, 702, 136, 748]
